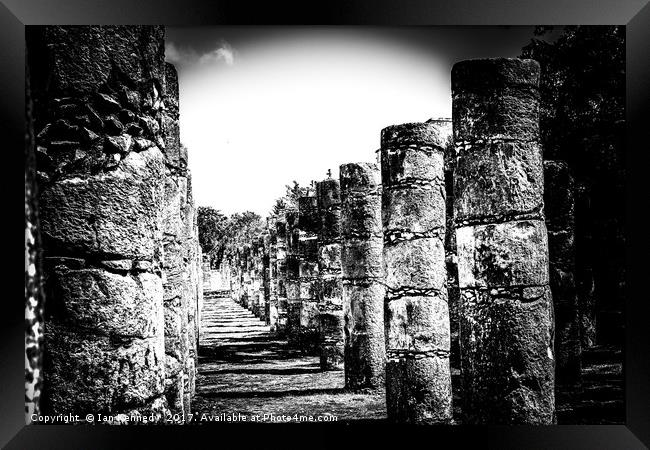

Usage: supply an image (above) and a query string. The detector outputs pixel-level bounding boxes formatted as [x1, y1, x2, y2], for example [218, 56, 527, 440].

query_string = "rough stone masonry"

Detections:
[381, 121, 453, 423]
[340, 163, 386, 391]
[315, 178, 345, 370]
[452, 58, 555, 424]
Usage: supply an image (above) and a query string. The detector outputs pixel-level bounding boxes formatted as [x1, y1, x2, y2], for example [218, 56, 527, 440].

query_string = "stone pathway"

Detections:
[192, 293, 386, 423]
[193, 292, 623, 424]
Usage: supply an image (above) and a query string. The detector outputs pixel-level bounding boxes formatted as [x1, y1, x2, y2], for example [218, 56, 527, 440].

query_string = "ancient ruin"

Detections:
[24, 26, 624, 427]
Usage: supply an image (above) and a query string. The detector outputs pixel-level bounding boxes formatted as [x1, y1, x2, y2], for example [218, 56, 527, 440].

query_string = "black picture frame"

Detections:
[4, 0, 649, 448]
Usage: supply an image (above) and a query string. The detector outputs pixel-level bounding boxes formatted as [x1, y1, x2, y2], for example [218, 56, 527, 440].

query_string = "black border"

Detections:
[4, 0, 649, 448]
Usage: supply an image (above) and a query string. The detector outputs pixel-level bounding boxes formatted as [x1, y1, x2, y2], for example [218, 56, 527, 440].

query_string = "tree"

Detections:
[270, 180, 313, 216]
[520, 26, 625, 183]
[520, 26, 625, 345]
[197, 206, 228, 266]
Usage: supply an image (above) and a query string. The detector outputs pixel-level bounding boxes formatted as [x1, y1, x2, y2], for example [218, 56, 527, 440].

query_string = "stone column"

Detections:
[242, 244, 252, 309]
[160, 62, 190, 417]
[285, 209, 301, 345]
[275, 214, 289, 335]
[452, 58, 554, 424]
[298, 195, 321, 351]
[184, 173, 200, 410]
[381, 121, 452, 423]
[258, 235, 269, 322]
[267, 220, 280, 330]
[340, 163, 386, 391]
[232, 247, 243, 304]
[315, 178, 345, 370]
[544, 160, 581, 386]
[30, 26, 168, 420]
[263, 229, 274, 325]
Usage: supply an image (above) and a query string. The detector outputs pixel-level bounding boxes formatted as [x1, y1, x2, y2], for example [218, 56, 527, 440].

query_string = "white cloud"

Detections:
[198, 40, 236, 66]
[166, 40, 236, 67]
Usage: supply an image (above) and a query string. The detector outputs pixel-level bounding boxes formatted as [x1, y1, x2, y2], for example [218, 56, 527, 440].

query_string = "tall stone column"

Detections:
[258, 235, 269, 322]
[267, 220, 280, 330]
[242, 244, 252, 309]
[160, 62, 190, 417]
[184, 173, 200, 410]
[316, 178, 345, 370]
[544, 160, 581, 386]
[275, 214, 289, 335]
[381, 121, 452, 423]
[340, 163, 386, 391]
[285, 209, 301, 345]
[452, 58, 554, 424]
[263, 230, 273, 325]
[298, 195, 321, 352]
[29, 26, 168, 419]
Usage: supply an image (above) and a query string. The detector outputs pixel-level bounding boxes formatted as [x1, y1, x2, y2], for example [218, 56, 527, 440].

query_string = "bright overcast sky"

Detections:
[165, 26, 536, 217]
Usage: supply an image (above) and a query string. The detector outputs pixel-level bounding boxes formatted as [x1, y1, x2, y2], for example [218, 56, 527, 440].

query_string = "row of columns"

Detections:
[25, 27, 577, 425]
[224, 57, 577, 424]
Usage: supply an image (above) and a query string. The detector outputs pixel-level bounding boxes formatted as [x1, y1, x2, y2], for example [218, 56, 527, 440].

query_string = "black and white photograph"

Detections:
[10, 0, 649, 447]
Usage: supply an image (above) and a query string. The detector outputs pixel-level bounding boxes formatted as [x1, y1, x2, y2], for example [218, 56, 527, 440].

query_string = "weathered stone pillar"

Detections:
[232, 247, 243, 304]
[263, 231, 272, 325]
[544, 160, 581, 386]
[267, 220, 280, 330]
[160, 62, 190, 417]
[298, 195, 321, 351]
[381, 121, 452, 423]
[452, 58, 554, 424]
[285, 209, 301, 345]
[242, 244, 252, 309]
[30, 26, 168, 419]
[275, 214, 289, 335]
[340, 163, 386, 391]
[315, 178, 345, 370]
[257, 235, 269, 321]
[184, 173, 200, 411]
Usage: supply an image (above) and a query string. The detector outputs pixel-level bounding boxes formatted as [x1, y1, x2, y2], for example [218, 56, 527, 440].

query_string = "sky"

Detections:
[165, 26, 539, 217]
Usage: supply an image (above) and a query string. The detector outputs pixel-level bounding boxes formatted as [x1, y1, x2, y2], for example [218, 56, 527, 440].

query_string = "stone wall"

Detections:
[452, 58, 555, 424]
[381, 121, 452, 423]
